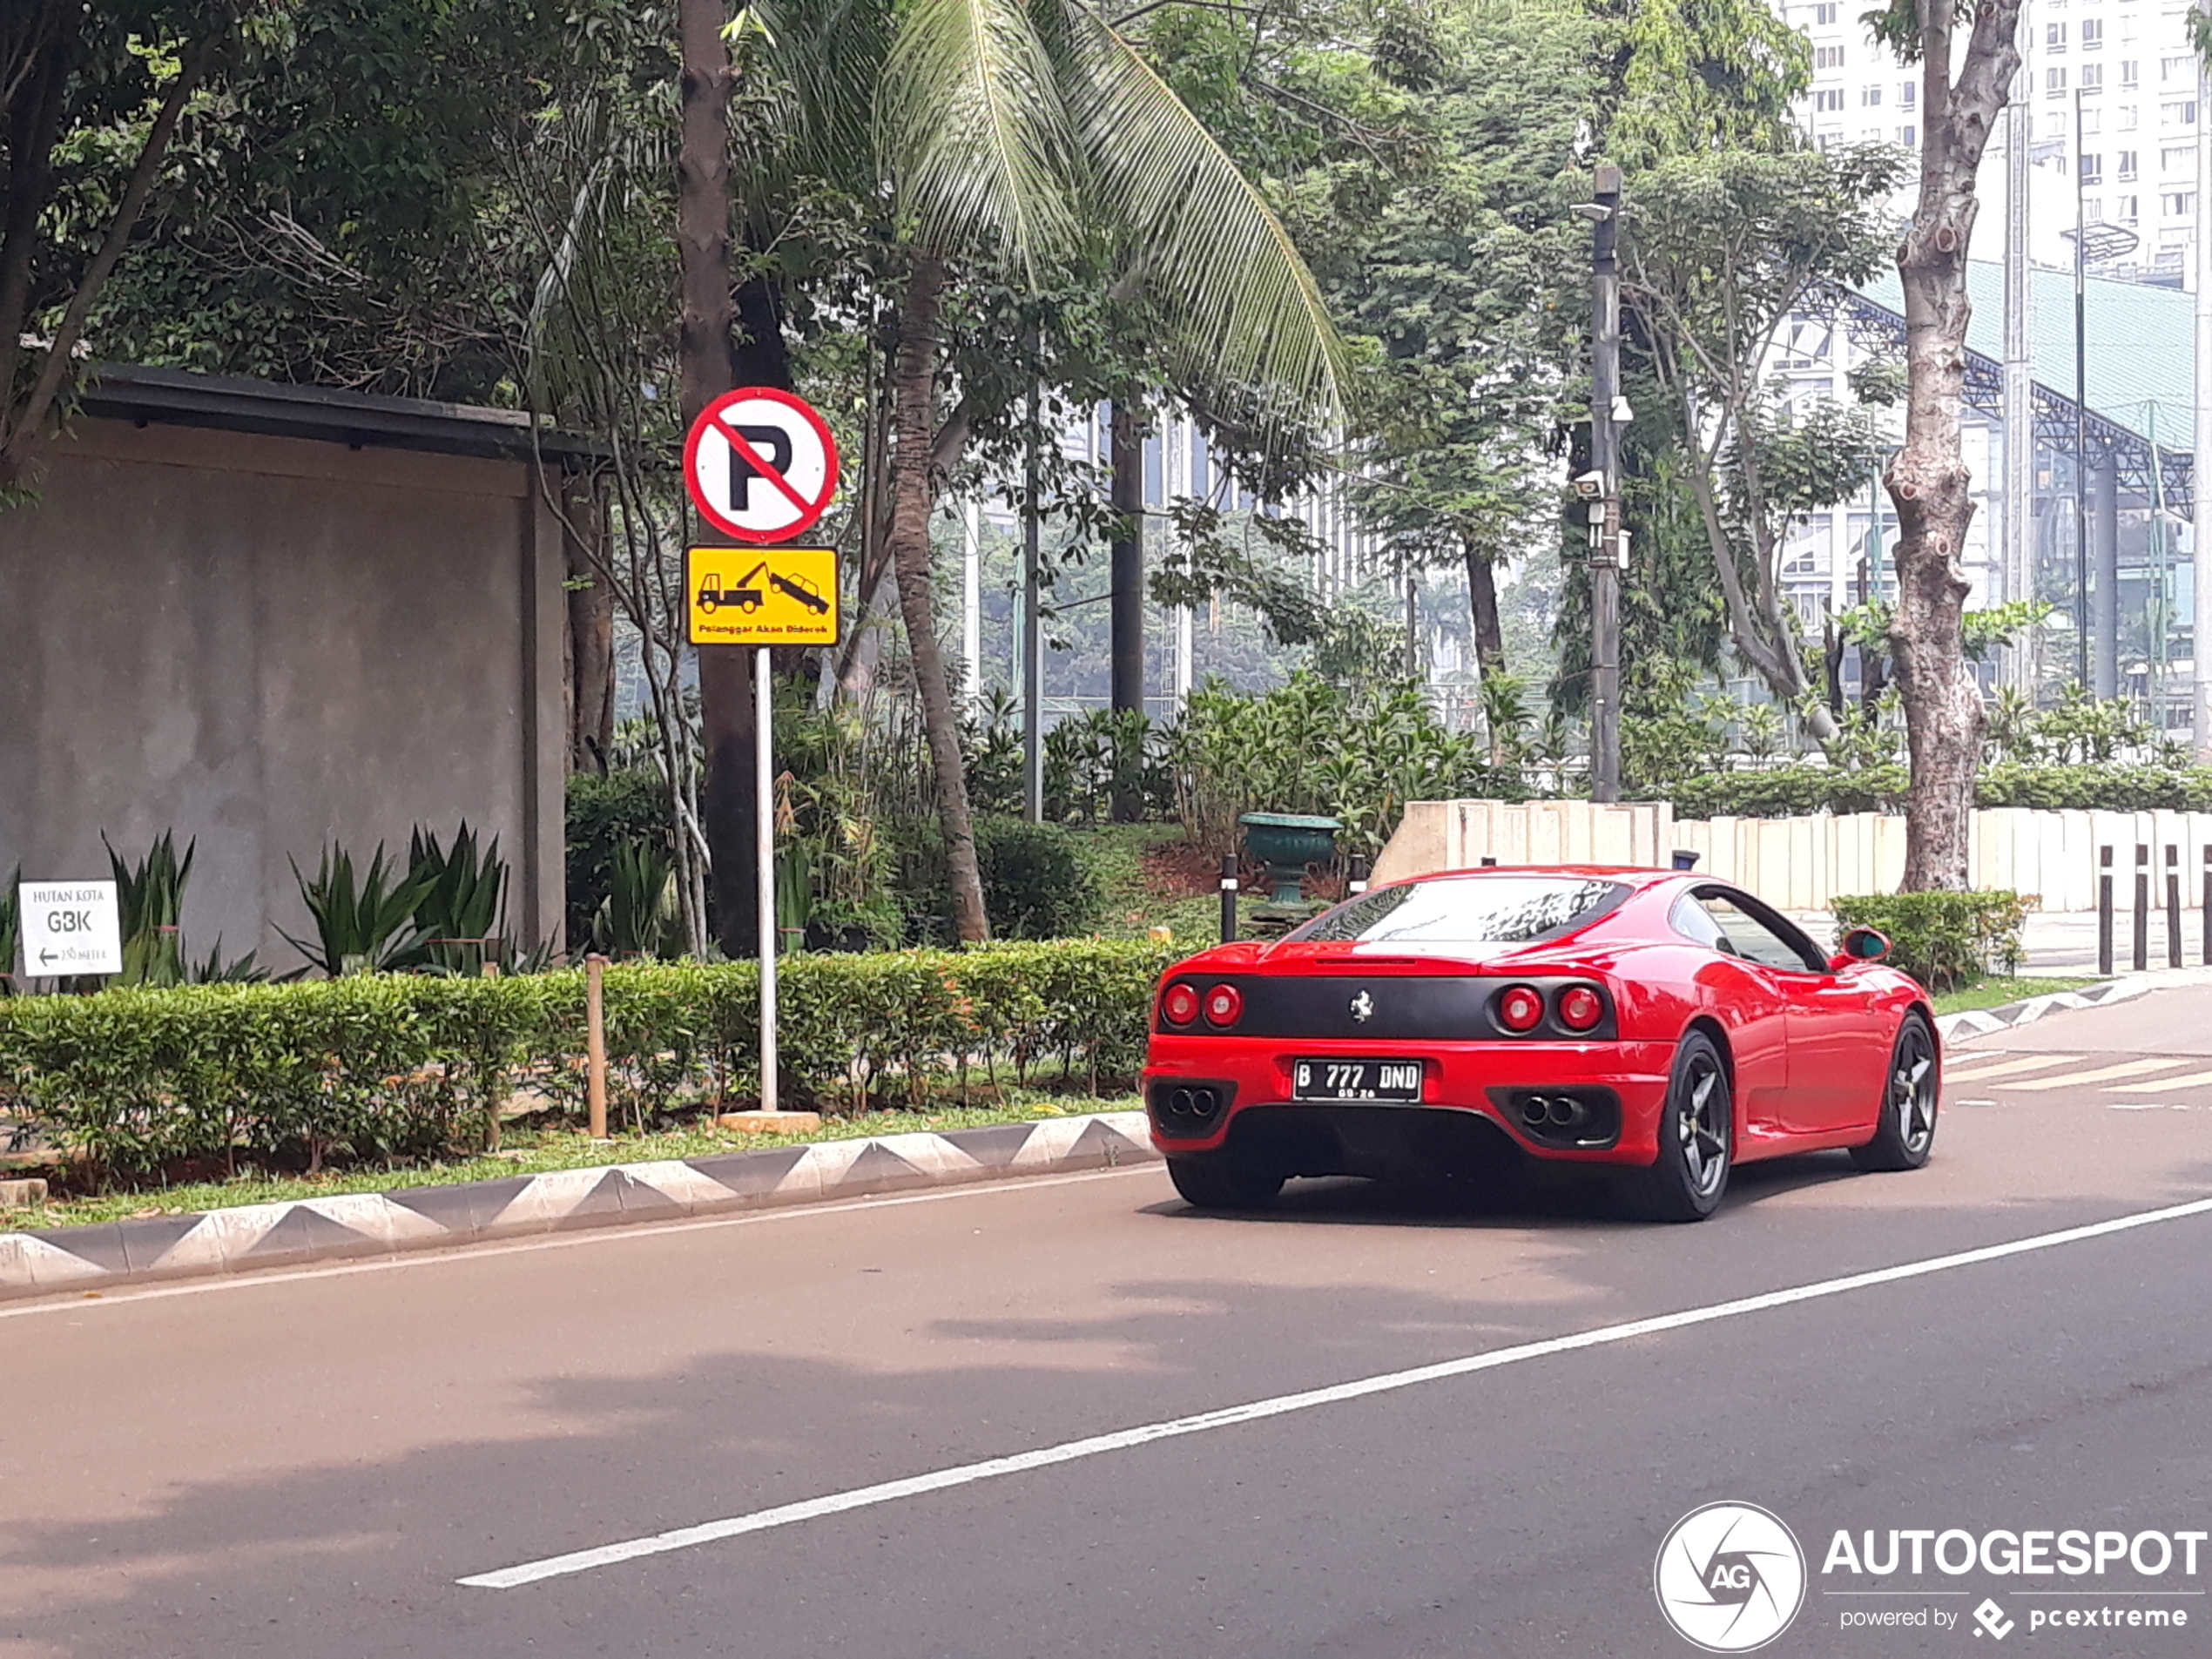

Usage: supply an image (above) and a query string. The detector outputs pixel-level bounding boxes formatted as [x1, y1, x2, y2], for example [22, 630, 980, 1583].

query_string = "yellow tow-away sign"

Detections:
[685, 546, 840, 646]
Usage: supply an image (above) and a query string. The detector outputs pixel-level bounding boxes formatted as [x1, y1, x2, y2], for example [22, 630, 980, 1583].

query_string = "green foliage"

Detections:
[280, 843, 436, 977]
[593, 840, 681, 959]
[0, 941, 1180, 1177]
[1164, 671, 1518, 858]
[105, 830, 192, 988]
[972, 819, 1102, 941]
[1974, 764, 2212, 813]
[1671, 764, 1911, 819]
[564, 770, 671, 948]
[1831, 890, 2031, 992]
[408, 822, 508, 975]
[0, 868, 17, 996]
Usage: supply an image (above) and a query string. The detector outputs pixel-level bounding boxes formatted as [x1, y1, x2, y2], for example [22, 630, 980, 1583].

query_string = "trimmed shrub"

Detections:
[1670, 765, 1908, 820]
[1673, 761, 2212, 821]
[1974, 763, 2212, 813]
[1830, 890, 2031, 991]
[973, 819, 1102, 941]
[0, 940, 1181, 1178]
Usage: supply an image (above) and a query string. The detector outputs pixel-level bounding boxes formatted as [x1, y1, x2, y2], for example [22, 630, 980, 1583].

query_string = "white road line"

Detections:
[1997, 1058, 2189, 1091]
[1941, 1053, 2083, 1082]
[458, 1192, 2212, 1591]
[0, 1165, 1162, 1321]
[2110, 1068, 2212, 1093]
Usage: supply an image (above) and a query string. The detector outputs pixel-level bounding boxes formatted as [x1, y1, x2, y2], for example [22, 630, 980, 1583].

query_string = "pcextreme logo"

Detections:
[1656, 1501, 1809, 1653]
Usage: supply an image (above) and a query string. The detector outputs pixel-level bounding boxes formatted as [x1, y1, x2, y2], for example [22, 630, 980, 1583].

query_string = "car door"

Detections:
[1693, 888, 1884, 1135]
[1668, 893, 1794, 1139]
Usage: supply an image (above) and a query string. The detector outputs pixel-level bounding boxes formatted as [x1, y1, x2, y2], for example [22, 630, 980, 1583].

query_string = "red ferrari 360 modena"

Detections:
[1143, 867, 1939, 1222]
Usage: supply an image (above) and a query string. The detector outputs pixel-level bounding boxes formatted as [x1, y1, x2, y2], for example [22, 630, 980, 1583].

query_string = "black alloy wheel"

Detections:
[1167, 1157, 1285, 1211]
[1850, 1011, 1939, 1172]
[1619, 1028, 1732, 1223]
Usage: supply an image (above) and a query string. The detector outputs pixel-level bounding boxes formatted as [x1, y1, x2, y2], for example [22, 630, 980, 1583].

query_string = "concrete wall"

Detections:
[1, 417, 567, 971]
[1373, 799, 2212, 914]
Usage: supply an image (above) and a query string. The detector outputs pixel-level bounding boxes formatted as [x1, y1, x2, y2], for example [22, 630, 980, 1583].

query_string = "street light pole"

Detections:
[2074, 87, 2091, 691]
[1588, 162, 1623, 805]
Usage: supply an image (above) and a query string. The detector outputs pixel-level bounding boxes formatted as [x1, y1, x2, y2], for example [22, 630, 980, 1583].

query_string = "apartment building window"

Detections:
[1899, 124, 1917, 146]
[1814, 88, 1844, 113]
[2164, 56, 2195, 84]
[2117, 194, 2141, 223]
[2118, 150, 2139, 180]
[1862, 85, 1882, 106]
[2165, 99, 2197, 126]
[2122, 61, 2141, 89]
[1812, 2, 1838, 22]
[2080, 153, 2102, 184]
[2081, 64, 2103, 94]
[2162, 143, 2193, 171]
[2047, 23, 2067, 50]
[2165, 191, 2197, 217]
[2045, 111, 2067, 138]
[2083, 108, 2102, 134]
[1898, 82, 1915, 110]
[1815, 44, 1844, 70]
[2049, 68, 2068, 98]
[2120, 105, 2140, 130]
[2084, 196, 2103, 220]
[2081, 19, 2103, 50]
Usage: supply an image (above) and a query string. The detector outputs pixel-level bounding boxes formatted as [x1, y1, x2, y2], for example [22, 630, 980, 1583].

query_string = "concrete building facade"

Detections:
[1, 368, 578, 974]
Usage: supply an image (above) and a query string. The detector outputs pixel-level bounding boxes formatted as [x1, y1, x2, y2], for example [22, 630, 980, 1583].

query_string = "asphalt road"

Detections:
[7, 987, 2212, 1659]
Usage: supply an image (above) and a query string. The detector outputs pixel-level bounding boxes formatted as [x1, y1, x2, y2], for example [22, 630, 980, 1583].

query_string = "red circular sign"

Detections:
[682, 387, 840, 544]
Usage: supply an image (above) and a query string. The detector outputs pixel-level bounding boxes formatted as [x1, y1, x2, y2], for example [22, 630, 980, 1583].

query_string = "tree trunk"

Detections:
[1464, 546, 1504, 678]
[1888, 2, 2022, 890]
[887, 255, 989, 941]
[564, 475, 615, 774]
[677, 0, 757, 956]
[1109, 400, 1146, 821]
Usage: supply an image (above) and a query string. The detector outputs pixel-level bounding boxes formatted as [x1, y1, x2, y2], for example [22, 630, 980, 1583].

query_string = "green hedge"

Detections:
[0, 941, 1179, 1179]
[1830, 890, 2030, 991]
[1674, 762, 2212, 820]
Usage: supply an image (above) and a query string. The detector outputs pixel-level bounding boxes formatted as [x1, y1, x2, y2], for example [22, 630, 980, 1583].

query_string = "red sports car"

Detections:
[1143, 867, 1938, 1221]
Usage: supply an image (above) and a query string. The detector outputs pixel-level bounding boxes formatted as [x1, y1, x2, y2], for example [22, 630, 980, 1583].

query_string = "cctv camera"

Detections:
[1572, 469, 1607, 500]
[1570, 203, 1612, 223]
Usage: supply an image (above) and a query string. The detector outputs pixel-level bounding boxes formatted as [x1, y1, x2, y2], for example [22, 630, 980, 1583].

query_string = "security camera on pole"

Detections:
[684, 387, 842, 1131]
[1575, 165, 1627, 803]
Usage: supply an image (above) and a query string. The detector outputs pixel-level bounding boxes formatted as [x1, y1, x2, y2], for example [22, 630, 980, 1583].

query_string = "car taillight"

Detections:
[1557, 985, 1603, 1032]
[1497, 985, 1544, 1034]
[1161, 982, 1200, 1026]
[1203, 984, 1244, 1027]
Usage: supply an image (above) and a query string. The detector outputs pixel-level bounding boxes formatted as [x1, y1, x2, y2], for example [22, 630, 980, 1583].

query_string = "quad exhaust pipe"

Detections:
[1520, 1094, 1591, 1132]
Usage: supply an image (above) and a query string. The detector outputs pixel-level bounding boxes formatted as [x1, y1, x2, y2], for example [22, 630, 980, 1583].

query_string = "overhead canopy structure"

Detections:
[1826, 260, 2194, 518]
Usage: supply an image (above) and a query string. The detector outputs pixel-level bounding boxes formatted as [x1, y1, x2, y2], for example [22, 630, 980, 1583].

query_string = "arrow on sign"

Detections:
[38, 947, 56, 968]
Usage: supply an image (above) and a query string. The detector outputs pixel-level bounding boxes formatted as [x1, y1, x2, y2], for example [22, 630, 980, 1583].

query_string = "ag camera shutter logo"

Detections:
[1655, 1501, 1807, 1652]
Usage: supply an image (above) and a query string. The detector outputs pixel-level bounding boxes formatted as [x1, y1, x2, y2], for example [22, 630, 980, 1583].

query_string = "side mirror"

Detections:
[1828, 927, 1892, 971]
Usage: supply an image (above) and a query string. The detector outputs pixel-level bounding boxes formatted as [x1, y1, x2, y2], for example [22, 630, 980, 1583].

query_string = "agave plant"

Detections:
[281, 843, 436, 977]
[408, 822, 509, 975]
[105, 830, 193, 988]
[593, 840, 680, 959]
[0, 866, 17, 995]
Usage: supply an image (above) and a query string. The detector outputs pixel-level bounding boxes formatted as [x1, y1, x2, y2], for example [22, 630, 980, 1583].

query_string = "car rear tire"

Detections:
[1617, 1029, 1732, 1223]
[1167, 1157, 1284, 1211]
[1850, 1010, 1939, 1172]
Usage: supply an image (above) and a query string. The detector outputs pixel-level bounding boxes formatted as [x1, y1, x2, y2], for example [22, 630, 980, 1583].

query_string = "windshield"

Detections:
[1287, 875, 1629, 948]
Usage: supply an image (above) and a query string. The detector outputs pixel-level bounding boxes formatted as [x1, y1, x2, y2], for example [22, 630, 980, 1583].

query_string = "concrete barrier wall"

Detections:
[1372, 799, 2212, 914]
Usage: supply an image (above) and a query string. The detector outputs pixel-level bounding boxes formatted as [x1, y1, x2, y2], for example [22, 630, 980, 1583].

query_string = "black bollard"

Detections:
[1479, 856, 1498, 867]
[1348, 854, 1370, 897]
[1670, 850, 1701, 872]
[2134, 844, 2150, 973]
[2098, 846, 2114, 977]
[2168, 846, 2183, 968]
[1219, 853, 1239, 945]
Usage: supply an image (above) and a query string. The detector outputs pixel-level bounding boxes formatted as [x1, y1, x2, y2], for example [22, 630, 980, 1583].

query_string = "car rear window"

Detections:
[1288, 875, 1629, 947]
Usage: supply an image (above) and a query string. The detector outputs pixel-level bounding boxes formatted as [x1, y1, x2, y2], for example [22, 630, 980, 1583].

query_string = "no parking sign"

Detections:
[682, 388, 840, 544]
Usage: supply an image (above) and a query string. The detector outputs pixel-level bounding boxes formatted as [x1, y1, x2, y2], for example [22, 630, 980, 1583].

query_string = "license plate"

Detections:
[1291, 1059, 1424, 1103]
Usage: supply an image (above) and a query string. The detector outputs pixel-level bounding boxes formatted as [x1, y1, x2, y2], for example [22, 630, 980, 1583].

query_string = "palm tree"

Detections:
[870, 0, 1352, 940]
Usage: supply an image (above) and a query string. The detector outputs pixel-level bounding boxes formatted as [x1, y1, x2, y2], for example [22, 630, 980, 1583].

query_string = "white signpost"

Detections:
[17, 880, 123, 978]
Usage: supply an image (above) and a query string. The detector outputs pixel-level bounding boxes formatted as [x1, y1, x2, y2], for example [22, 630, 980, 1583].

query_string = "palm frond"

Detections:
[876, 0, 1082, 273]
[1061, 6, 1350, 421]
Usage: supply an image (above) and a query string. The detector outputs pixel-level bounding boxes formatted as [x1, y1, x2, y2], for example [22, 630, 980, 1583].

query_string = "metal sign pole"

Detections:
[756, 644, 779, 1114]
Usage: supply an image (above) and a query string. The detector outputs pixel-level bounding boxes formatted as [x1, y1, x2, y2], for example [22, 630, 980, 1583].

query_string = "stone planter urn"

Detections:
[1238, 813, 1343, 905]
